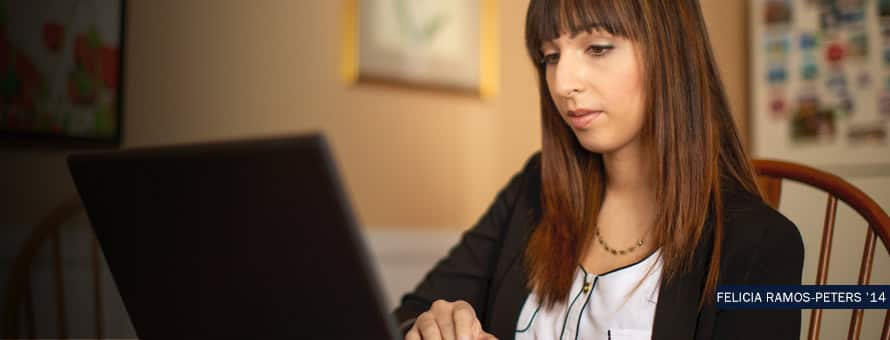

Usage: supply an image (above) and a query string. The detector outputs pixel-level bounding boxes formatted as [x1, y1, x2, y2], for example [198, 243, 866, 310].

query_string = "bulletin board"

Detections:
[750, 0, 890, 173]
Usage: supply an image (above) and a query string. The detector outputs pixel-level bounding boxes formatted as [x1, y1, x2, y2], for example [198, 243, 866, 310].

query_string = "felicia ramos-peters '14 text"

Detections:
[717, 291, 887, 304]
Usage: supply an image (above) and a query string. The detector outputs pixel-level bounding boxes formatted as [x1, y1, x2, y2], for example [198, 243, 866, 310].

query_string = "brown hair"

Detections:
[523, 0, 763, 310]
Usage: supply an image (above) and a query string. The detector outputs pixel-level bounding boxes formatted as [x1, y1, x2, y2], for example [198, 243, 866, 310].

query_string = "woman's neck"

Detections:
[599, 139, 656, 238]
[602, 138, 653, 198]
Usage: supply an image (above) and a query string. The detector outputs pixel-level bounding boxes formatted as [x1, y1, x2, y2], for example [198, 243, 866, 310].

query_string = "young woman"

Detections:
[395, 1, 804, 339]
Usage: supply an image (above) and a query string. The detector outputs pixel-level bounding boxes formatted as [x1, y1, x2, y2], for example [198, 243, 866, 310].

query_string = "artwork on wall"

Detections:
[0, 0, 124, 145]
[751, 0, 890, 171]
[341, 0, 498, 98]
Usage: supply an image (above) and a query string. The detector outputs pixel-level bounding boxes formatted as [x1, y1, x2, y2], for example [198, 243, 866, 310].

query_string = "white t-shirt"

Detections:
[515, 249, 663, 340]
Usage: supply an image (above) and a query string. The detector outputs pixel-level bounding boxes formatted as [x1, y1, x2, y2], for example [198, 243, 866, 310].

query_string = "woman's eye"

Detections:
[587, 45, 613, 56]
[542, 53, 560, 65]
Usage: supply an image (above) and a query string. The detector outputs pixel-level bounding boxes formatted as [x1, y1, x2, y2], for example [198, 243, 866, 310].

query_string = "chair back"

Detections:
[753, 159, 890, 340]
[2, 196, 105, 339]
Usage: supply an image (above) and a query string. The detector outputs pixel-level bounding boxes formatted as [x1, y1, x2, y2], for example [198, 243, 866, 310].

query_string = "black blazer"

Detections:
[393, 153, 805, 340]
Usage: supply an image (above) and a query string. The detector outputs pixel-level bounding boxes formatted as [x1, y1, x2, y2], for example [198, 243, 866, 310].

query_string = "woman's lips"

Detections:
[567, 109, 602, 129]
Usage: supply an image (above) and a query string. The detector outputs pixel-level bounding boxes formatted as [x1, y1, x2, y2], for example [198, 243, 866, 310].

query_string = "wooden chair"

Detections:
[2, 195, 105, 339]
[753, 159, 890, 340]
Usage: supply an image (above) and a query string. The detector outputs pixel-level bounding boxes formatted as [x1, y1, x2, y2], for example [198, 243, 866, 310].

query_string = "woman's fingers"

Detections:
[430, 300, 456, 340]
[414, 311, 443, 340]
[476, 331, 498, 340]
[452, 300, 477, 340]
[471, 318, 483, 338]
[403, 299, 493, 340]
[436, 318, 457, 340]
[405, 328, 421, 340]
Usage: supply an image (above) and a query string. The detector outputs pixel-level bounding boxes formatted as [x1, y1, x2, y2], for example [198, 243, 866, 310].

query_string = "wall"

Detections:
[7, 1, 885, 338]
[0, 0, 750, 230]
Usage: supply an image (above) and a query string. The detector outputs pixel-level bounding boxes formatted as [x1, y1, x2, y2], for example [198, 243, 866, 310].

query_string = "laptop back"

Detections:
[68, 134, 398, 339]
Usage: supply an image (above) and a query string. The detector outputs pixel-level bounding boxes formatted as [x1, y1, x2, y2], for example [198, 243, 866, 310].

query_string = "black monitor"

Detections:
[68, 133, 398, 339]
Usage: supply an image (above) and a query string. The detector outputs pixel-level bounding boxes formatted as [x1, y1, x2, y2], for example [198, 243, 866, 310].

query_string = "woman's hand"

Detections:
[405, 299, 497, 340]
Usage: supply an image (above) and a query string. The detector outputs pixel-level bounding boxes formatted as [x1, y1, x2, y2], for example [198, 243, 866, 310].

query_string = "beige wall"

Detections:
[5, 2, 889, 337]
[0, 0, 749, 229]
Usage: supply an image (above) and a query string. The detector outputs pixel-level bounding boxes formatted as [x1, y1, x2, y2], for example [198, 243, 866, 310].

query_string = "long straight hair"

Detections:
[523, 0, 763, 310]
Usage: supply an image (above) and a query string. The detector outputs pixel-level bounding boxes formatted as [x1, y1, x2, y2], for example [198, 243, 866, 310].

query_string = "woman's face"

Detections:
[541, 30, 645, 154]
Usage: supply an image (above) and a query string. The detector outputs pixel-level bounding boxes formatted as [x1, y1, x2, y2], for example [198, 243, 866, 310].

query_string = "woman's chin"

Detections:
[572, 129, 641, 156]
[574, 135, 614, 154]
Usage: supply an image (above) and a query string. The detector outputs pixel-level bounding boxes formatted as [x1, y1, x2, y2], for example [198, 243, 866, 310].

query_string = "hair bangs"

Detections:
[525, 0, 640, 63]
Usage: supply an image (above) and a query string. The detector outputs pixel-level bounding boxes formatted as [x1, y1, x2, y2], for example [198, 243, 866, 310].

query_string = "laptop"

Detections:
[68, 134, 400, 339]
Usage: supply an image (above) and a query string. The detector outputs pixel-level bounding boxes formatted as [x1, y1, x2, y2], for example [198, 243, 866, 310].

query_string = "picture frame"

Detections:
[0, 0, 126, 146]
[341, 0, 498, 98]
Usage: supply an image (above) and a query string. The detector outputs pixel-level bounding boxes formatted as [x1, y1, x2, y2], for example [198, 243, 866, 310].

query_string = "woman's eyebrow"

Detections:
[567, 25, 616, 38]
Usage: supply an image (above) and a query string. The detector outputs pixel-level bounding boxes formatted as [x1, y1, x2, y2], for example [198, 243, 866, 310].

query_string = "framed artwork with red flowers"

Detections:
[1, 0, 125, 145]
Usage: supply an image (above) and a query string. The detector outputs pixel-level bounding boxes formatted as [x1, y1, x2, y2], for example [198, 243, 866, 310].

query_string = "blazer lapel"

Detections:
[651, 258, 708, 339]
[488, 250, 531, 339]
[486, 183, 541, 339]
[652, 217, 715, 340]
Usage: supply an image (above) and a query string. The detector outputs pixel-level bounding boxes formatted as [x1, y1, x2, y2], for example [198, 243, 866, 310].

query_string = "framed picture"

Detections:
[0, 0, 125, 145]
[341, 0, 498, 97]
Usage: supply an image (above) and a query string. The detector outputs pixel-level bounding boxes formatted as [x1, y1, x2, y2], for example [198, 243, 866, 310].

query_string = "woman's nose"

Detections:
[553, 54, 587, 98]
